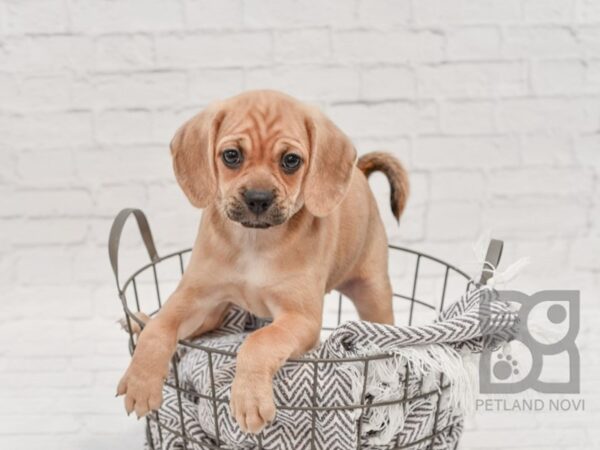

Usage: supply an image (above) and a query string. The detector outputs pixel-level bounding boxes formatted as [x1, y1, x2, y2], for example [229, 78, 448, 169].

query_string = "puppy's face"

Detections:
[214, 98, 309, 229]
[170, 90, 357, 227]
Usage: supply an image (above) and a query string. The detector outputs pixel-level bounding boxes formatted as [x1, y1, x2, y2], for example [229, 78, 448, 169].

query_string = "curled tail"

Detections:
[357, 151, 410, 222]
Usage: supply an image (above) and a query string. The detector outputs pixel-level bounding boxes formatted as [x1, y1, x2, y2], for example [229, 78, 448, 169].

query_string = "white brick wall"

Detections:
[0, 1, 598, 448]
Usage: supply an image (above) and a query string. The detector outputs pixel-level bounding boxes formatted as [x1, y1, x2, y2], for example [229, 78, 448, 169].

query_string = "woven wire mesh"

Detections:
[111, 210, 472, 450]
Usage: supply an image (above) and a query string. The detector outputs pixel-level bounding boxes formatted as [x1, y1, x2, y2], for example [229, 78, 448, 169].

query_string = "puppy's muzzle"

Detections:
[225, 189, 287, 229]
[243, 190, 274, 215]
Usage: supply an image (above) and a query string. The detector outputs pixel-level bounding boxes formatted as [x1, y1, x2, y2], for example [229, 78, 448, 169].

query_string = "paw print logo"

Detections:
[480, 290, 580, 394]
[493, 353, 519, 380]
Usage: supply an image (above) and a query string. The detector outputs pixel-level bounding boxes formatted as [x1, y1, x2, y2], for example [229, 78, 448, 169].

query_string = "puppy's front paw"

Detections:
[117, 364, 164, 418]
[230, 374, 276, 434]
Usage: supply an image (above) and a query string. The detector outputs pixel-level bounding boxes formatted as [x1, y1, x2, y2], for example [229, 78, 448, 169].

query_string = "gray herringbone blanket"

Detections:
[145, 287, 518, 450]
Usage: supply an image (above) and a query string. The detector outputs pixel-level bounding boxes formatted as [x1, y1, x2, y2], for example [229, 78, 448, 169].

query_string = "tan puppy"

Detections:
[117, 90, 409, 434]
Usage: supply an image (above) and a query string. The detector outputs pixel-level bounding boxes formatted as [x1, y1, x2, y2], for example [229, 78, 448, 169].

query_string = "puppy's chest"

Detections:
[224, 250, 276, 317]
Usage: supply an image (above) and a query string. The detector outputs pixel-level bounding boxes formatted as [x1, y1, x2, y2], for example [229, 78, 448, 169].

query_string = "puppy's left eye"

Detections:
[281, 153, 302, 173]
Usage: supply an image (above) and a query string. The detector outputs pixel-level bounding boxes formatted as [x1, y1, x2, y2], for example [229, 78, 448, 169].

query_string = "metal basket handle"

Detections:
[108, 208, 159, 293]
[480, 238, 504, 285]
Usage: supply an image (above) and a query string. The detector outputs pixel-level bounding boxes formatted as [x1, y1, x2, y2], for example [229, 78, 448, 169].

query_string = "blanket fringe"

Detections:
[340, 342, 480, 446]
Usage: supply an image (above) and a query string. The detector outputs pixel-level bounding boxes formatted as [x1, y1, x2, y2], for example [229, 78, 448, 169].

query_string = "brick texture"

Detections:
[0, 1, 598, 449]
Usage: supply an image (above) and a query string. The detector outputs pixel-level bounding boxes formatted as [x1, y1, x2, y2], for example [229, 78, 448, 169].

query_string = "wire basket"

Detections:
[109, 209, 503, 450]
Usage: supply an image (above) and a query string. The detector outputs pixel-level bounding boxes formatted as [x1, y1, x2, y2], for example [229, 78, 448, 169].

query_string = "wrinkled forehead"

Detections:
[216, 95, 310, 150]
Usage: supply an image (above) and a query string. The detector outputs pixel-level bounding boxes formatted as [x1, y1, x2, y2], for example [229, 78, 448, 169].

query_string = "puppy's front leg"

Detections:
[116, 285, 209, 418]
[231, 309, 321, 434]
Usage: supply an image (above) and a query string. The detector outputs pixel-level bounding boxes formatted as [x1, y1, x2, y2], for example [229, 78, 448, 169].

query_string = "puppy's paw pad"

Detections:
[230, 378, 276, 434]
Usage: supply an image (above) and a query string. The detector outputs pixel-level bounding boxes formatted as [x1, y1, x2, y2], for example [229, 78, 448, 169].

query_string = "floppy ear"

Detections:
[170, 105, 224, 208]
[303, 111, 357, 217]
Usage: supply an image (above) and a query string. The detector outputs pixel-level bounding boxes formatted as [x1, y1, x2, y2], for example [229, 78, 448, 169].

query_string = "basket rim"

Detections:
[118, 244, 472, 364]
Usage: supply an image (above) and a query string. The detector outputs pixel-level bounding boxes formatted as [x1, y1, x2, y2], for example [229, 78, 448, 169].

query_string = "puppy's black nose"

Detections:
[243, 190, 274, 215]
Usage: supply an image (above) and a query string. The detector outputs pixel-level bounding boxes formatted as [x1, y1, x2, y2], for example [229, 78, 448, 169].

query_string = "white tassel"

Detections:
[472, 230, 492, 264]
[464, 232, 531, 287]
[487, 257, 531, 288]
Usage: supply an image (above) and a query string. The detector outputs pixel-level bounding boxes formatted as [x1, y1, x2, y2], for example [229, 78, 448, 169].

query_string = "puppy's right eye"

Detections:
[222, 148, 243, 168]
